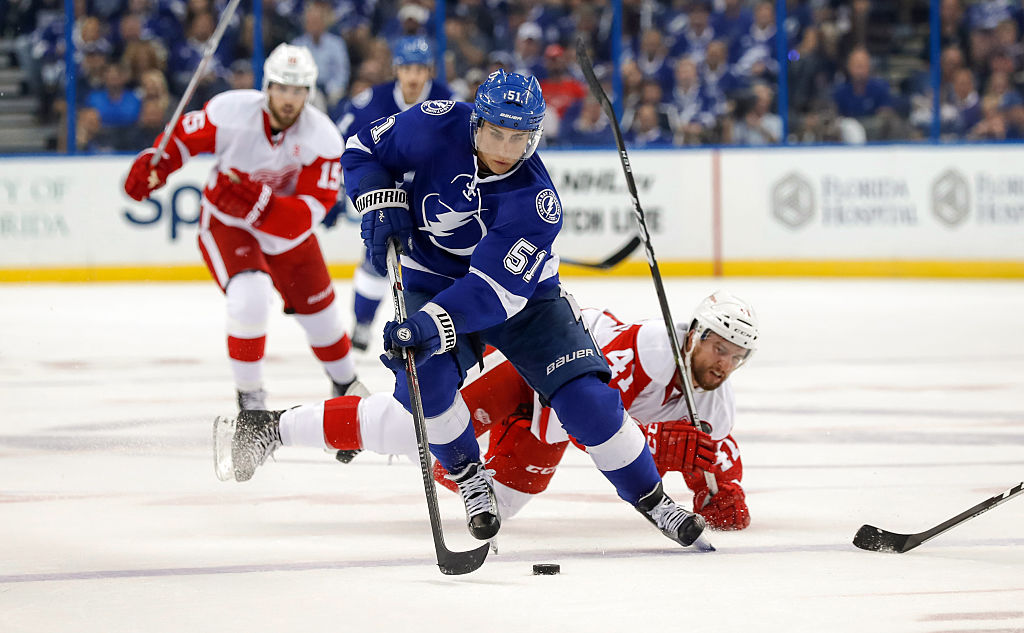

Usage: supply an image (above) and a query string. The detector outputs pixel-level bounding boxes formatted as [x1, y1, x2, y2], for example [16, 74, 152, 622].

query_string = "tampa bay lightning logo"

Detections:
[419, 174, 487, 256]
[535, 189, 561, 224]
[421, 100, 456, 116]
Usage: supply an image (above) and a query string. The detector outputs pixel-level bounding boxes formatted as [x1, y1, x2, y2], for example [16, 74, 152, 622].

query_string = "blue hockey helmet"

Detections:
[471, 70, 546, 168]
[392, 36, 432, 67]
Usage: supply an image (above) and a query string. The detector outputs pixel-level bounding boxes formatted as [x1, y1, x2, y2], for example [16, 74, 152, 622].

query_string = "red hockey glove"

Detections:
[647, 420, 716, 476]
[123, 147, 177, 201]
[207, 170, 278, 227]
[694, 481, 750, 530]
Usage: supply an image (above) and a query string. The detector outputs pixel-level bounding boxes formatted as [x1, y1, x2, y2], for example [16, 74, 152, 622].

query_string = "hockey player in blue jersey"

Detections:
[341, 70, 708, 548]
[334, 36, 454, 354]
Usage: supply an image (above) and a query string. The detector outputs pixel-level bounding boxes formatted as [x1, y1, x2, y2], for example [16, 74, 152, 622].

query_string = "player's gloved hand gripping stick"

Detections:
[385, 238, 489, 575]
[124, 0, 242, 201]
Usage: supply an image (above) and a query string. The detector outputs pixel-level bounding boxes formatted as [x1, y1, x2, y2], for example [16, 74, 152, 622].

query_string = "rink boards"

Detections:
[1, 144, 1023, 281]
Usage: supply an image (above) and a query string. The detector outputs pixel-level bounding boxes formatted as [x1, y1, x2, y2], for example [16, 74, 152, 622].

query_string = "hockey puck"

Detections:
[532, 563, 560, 575]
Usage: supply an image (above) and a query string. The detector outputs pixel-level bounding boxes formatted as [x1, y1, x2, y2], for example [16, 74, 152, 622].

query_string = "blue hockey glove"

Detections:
[354, 188, 412, 275]
[380, 303, 457, 370]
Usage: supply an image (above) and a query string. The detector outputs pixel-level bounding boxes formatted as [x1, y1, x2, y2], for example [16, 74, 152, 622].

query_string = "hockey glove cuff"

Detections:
[381, 302, 457, 370]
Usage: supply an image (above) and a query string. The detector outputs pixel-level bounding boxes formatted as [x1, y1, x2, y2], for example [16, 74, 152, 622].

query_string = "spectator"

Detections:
[731, 1, 779, 83]
[117, 96, 169, 150]
[75, 43, 111, 106]
[983, 47, 1021, 96]
[629, 29, 675, 96]
[832, 46, 900, 138]
[73, 107, 115, 153]
[136, 67, 174, 117]
[168, 10, 228, 95]
[1004, 102, 1024, 138]
[967, 94, 1008, 140]
[711, 0, 754, 45]
[293, 1, 350, 108]
[991, 19, 1021, 67]
[181, 63, 231, 112]
[124, 0, 182, 47]
[622, 78, 674, 137]
[227, 59, 254, 91]
[538, 44, 587, 122]
[701, 39, 746, 102]
[121, 39, 165, 87]
[382, 2, 431, 42]
[444, 7, 489, 78]
[561, 95, 614, 147]
[947, 67, 982, 135]
[983, 69, 1023, 110]
[568, 3, 612, 65]
[726, 83, 782, 145]
[936, 0, 972, 61]
[670, 0, 716, 64]
[669, 57, 719, 144]
[834, 0, 872, 63]
[513, 22, 547, 79]
[625, 102, 673, 148]
[86, 62, 142, 128]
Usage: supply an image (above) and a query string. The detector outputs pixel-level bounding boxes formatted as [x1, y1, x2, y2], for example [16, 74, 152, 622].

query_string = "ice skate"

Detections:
[330, 378, 369, 464]
[446, 462, 501, 540]
[636, 482, 714, 551]
[236, 387, 268, 411]
[350, 322, 372, 352]
[213, 409, 283, 482]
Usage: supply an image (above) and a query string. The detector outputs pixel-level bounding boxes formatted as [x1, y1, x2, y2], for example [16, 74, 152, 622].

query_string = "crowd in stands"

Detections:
[3, 0, 1024, 152]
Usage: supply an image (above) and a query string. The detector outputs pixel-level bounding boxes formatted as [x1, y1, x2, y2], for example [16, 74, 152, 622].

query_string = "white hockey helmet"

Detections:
[262, 43, 318, 100]
[689, 290, 759, 363]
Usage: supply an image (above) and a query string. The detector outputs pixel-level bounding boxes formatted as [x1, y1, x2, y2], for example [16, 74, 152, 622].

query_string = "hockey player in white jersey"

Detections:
[123, 44, 363, 411]
[215, 291, 759, 534]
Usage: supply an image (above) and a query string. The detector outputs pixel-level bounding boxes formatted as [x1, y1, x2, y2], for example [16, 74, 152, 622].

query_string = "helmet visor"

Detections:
[473, 119, 542, 171]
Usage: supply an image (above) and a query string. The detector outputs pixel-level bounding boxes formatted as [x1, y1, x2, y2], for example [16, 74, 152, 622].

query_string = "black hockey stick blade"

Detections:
[853, 481, 1024, 553]
[560, 235, 642, 270]
[437, 542, 490, 575]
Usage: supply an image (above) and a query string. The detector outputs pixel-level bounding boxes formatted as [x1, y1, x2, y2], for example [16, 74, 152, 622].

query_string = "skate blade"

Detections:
[212, 415, 236, 482]
[690, 532, 716, 552]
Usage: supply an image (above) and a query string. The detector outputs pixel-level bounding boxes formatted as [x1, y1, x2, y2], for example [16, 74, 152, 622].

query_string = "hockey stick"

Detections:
[853, 481, 1024, 553]
[575, 39, 718, 499]
[385, 238, 490, 575]
[560, 234, 642, 270]
[151, 0, 241, 165]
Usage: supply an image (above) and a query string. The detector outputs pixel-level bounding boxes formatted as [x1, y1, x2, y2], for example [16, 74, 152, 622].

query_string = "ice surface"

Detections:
[1, 278, 1022, 632]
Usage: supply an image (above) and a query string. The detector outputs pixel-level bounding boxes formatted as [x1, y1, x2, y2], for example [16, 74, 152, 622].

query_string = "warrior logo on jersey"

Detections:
[421, 100, 456, 116]
[535, 189, 561, 224]
[419, 174, 487, 256]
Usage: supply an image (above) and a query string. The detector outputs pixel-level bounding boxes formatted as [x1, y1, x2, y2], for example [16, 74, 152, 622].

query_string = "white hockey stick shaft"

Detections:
[151, 0, 242, 166]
